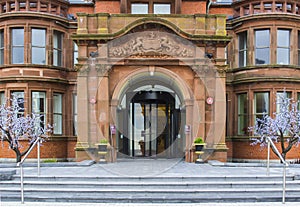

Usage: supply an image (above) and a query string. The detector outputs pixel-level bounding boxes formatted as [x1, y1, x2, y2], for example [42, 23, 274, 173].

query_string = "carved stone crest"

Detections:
[109, 31, 194, 58]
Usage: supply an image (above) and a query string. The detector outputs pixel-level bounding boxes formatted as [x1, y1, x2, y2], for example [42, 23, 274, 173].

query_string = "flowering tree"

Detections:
[249, 93, 300, 160]
[0, 96, 52, 163]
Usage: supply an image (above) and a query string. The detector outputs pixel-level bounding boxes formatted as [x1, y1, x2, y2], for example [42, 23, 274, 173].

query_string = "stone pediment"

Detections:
[108, 31, 194, 58]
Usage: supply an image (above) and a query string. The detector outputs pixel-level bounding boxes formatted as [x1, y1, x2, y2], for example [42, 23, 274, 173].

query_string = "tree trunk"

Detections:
[12, 147, 22, 163]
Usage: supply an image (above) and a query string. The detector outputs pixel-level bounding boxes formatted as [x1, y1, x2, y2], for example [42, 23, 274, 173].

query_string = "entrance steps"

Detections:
[1, 173, 300, 203]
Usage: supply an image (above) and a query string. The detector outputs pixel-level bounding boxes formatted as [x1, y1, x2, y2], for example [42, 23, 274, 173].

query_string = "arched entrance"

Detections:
[111, 67, 193, 159]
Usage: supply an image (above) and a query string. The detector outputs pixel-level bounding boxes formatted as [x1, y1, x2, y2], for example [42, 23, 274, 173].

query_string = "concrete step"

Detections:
[1, 174, 299, 203]
[11, 174, 297, 182]
[1, 180, 300, 189]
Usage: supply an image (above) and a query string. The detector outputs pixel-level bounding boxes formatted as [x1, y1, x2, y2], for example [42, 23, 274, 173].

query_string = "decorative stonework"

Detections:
[75, 64, 90, 75]
[96, 64, 112, 76]
[108, 31, 194, 58]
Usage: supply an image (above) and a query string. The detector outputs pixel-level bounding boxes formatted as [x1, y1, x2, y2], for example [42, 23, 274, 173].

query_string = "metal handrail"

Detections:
[16, 137, 41, 204]
[266, 137, 289, 204]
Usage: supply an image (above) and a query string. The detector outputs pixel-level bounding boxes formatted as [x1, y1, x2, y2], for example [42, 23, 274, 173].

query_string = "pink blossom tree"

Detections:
[0, 96, 51, 162]
[249, 92, 300, 160]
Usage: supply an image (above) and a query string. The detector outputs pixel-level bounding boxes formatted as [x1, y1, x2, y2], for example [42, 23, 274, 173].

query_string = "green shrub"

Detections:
[194, 137, 204, 144]
[99, 139, 108, 144]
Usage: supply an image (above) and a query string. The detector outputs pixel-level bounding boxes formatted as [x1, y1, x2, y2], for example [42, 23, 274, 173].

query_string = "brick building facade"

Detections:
[0, 0, 300, 162]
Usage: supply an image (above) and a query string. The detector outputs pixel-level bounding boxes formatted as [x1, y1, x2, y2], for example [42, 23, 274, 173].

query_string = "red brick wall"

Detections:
[182, 2, 206, 14]
[0, 138, 76, 161]
[209, 7, 234, 16]
[231, 141, 300, 161]
[95, 1, 120, 13]
[68, 6, 94, 17]
[226, 141, 233, 160]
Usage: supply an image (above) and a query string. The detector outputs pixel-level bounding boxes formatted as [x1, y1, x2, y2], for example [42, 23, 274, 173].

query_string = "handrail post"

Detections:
[37, 139, 40, 176]
[267, 139, 270, 176]
[20, 164, 24, 204]
[17, 137, 42, 204]
[283, 163, 287, 204]
[266, 137, 288, 204]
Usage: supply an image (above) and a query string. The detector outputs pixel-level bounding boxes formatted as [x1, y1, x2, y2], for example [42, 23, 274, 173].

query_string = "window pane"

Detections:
[255, 30, 269, 47]
[12, 29, 24, 45]
[53, 31, 63, 66]
[53, 93, 62, 134]
[238, 32, 247, 67]
[277, 48, 289, 64]
[0, 92, 4, 105]
[74, 43, 78, 65]
[255, 48, 269, 64]
[238, 93, 248, 135]
[73, 94, 77, 136]
[131, 3, 148, 14]
[298, 32, 300, 65]
[32, 47, 46, 64]
[276, 92, 291, 113]
[154, 4, 171, 14]
[32, 91, 46, 128]
[53, 93, 62, 113]
[254, 92, 269, 114]
[255, 30, 270, 65]
[32, 92, 46, 113]
[277, 30, 289, 47]
[53, 50, 62, 66]
[12, 47, 24, 64]
[32, 29, 46, 46]
[0, 30, 4, 65]
[12, 28, 24, 64]
[11, 91, 24, 114]
[53, 114, 62, 134]
[239, 32, 247, 50]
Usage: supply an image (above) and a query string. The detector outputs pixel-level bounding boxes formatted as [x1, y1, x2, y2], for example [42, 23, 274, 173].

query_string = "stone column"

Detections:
[211, 68, 227, 162]
[185, 99, 194, 162]
[75, 64, 90, 161]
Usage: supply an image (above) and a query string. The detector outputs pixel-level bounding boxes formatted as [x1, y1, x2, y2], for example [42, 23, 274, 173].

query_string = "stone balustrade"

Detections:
[232, 0, 300, 18]
[0, 0, 69, 18]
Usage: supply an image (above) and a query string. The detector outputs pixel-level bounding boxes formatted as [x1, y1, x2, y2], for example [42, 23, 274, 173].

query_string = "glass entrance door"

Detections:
[128, 91, 176, 157]
[133, 102, 170, 157]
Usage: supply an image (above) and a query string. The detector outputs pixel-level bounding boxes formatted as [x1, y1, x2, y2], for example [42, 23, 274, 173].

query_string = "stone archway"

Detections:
[110, 66, 196, 161]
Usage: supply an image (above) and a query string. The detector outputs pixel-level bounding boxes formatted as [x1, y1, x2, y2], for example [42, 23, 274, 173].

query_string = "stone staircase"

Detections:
[1, 173, 300, 203]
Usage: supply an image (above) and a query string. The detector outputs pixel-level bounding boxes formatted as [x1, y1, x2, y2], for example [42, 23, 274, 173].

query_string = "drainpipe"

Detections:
[206, 0, 213, 14]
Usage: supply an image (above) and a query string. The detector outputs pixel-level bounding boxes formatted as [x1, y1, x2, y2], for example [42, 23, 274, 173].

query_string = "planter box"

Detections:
[194, 143, 206, 152]
[95, 143, 108, 152]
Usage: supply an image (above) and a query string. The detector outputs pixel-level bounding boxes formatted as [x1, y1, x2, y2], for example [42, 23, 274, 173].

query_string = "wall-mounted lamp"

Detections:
[90, 51, 99, 58]
[205, 53, 213, 59]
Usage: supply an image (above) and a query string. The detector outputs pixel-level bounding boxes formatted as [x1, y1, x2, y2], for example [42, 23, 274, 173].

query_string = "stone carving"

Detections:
[96, 64, 112, 76]
[109, 32, 194, 58]
[75, 64, 90, 75]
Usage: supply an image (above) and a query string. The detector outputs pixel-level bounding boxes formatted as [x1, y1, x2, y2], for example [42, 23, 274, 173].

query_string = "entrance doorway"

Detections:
[117, 90, 183, 158]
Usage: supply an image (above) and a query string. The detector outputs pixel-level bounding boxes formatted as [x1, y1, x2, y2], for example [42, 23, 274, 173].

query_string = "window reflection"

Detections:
[255, 30, 270, 65]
